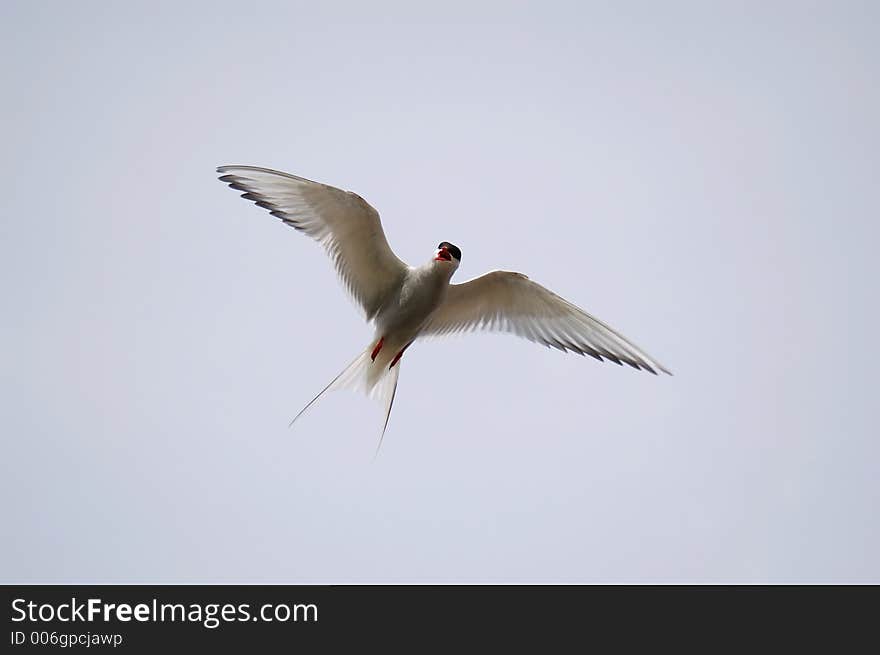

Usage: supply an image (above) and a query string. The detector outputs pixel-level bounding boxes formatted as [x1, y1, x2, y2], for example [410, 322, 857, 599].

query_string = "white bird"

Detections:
[217, 165, 670, 449]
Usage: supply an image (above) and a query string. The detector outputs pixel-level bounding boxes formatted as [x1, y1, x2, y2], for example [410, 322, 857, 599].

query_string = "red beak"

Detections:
[435, 247, 452, 262]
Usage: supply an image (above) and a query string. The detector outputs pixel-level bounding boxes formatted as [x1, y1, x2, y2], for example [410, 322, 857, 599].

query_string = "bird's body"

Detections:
[364, 259, 453, 387]
[377, 259, 452, 346]
[217, 165, 670, 448]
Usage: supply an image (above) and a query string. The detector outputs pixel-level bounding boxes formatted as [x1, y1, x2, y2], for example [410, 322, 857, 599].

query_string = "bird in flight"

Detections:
[217, 165, 670, 450]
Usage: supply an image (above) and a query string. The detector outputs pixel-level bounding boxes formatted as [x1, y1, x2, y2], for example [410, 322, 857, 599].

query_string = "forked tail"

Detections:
[289, 345, 402, 455]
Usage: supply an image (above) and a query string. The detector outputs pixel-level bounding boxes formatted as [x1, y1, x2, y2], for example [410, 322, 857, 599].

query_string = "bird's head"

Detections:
[433, 241, 461, 270]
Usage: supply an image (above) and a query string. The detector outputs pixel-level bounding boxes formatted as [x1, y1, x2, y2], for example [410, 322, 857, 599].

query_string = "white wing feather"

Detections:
[217, 165, 408, 320]
[421, 271, 670, 375]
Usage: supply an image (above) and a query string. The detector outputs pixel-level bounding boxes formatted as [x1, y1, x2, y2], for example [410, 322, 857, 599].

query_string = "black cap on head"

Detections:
[438, 241, 462, 262]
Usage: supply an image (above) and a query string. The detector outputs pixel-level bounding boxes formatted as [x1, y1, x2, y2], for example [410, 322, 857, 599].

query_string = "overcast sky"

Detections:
[2, 1, 878, 582]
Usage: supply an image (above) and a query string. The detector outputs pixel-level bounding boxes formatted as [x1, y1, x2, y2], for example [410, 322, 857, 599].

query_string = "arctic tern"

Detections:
[217, 165, 670, 448]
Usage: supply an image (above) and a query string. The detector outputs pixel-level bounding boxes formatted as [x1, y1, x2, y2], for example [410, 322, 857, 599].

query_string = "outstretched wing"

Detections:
[421, 271, 670, 375]
[217, 165, 408, 320]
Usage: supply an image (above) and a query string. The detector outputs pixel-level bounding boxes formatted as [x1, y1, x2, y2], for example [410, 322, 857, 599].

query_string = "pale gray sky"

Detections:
[2, 1, 878, 582]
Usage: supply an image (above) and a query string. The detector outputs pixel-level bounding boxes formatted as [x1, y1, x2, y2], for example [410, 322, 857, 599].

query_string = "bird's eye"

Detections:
[438, 242, 445, 249]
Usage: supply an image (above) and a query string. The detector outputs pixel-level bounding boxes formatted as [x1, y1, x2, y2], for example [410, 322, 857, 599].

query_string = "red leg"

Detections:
[389, 341, 413, 369]
[371, 337, 385, 361]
